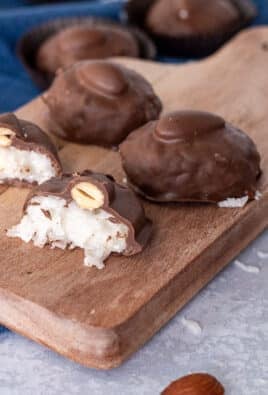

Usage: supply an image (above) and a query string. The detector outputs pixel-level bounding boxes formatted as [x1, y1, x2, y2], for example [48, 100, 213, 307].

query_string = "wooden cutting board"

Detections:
[0, 27, 267, 369]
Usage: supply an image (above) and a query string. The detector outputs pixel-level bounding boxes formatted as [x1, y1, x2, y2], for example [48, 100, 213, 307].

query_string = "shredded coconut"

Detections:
[234, 260, 260, 274]
[257, 250, 268, 259]
[181, 317, 202, 336]
[255, 190, 262, 200]
[218, 196, 249, 208]
[0, 146, 56, 184]
[7, 196, 129, 269]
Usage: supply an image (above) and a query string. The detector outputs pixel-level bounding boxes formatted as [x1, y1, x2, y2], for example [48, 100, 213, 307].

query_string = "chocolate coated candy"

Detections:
[43, 60, 162, 146]
[125, 0, 257, 56]
[120, 111, 261, 203]
[146, 0, 240, 36]
[0, 113, 62, 186]
[37, 25, 139, 74]
[27, 170, 152, 254]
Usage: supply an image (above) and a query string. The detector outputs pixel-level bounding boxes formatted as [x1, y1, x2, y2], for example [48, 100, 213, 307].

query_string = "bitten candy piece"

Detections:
[0, 113, 62, 186]
[7, 171, 152, 268]
[120, 111, 261, 203]
[36, 25, 139, 75]
[43, 60, 162, 146]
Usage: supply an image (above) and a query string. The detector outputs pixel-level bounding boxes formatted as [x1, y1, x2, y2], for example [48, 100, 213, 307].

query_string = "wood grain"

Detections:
[0, 27, 268, 369]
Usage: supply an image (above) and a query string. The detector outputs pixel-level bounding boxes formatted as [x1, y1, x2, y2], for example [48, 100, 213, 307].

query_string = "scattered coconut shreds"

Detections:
[218, 196, 249, 208]
[257, 250, 268, 259]
[255, 190, 262, 200]
[234, 259, 260, 274]
[181, 317, 202, 336]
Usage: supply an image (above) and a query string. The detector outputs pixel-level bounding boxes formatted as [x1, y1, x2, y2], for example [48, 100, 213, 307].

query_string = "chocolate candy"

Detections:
[146, 0, 240, 36]
[36, 24, 139, 75]
[119, 111, 261, 203]
[8, 171, 152, 268]
[0, 113, 62, 186]
[43, 60, 162, 146]
[125, 0, 257, 56]
[18, 17, 157, 90]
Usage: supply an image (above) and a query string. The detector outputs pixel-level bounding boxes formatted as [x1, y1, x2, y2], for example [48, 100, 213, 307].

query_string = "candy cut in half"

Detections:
[7, 171, 152, 269]
[0, 113, 62, 187]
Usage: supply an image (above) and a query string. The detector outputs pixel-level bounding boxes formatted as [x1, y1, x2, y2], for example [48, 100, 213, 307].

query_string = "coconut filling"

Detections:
[7, 196, 129, 269]
[0, 146, 57, 184]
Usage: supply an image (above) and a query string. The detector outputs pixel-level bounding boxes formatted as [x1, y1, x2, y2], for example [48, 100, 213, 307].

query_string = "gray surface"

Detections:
[0, 230, 267, 395]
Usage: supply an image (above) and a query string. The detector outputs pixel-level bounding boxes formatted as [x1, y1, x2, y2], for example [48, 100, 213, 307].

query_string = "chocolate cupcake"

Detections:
[17, 17, 156, 89]
[7, 170, 152, 269]
[119, 111, 261, 204]
[0, 113, 62, 187]
[124, 0, 257, 57]
[43, 60, 162, 147]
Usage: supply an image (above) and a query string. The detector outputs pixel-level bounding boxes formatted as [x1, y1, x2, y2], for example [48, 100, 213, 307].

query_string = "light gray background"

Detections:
[0, 230, 267, 395]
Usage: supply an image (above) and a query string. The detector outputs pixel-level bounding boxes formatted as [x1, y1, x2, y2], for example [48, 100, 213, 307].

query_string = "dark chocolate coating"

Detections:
[43, 60, 162, 146]
[17, 17, 157, 90]
[146, 0, 240, 36]
[125, 0, 257, 57]
[36, 25, 139, 75]
[0, 113, 62, 186]
[119, 111, 261, 203]
[26, 170, 152, 255]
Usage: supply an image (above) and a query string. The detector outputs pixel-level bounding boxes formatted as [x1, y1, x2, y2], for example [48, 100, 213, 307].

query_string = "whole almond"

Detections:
[161, 373, 224, 395]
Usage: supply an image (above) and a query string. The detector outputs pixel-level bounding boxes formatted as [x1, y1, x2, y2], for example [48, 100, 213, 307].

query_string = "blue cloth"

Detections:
[0, 0, 267, 112]
[0, 0, 267, 335]
[0, 1, 122, 112]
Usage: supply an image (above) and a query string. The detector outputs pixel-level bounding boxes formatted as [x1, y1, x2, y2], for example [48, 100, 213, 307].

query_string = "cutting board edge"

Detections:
[112, 198, 268, 365]
[0, 287, 124, 370]
[0, 198, 267, 369]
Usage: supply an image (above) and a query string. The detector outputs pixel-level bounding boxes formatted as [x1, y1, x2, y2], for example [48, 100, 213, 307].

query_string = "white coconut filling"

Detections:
[0, 146, 56, 184]
[218, 196, 249, 208]
[7, 196, 129, 269]
[218, 191, 262, 208]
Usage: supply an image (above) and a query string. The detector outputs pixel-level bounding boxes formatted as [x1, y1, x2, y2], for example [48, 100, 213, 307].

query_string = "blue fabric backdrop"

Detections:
[0, 0, 267, 334]
[0, 0, 267, 112]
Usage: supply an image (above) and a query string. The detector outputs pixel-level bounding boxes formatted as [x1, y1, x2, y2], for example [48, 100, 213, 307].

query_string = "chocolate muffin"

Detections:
[43, 60, 162, 147]
[36, 24, 140, 75]
[125, 0, 257, 56]
[119, 111, 261, 203]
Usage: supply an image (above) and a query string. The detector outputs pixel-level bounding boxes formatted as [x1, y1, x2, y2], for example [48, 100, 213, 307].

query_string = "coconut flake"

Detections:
[218, 196, 249, 208]
[257, 250, 268, 259]
[255, 191, 262, 200]
[181, 317, 202, 336]
[234, 260, 260, 274]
